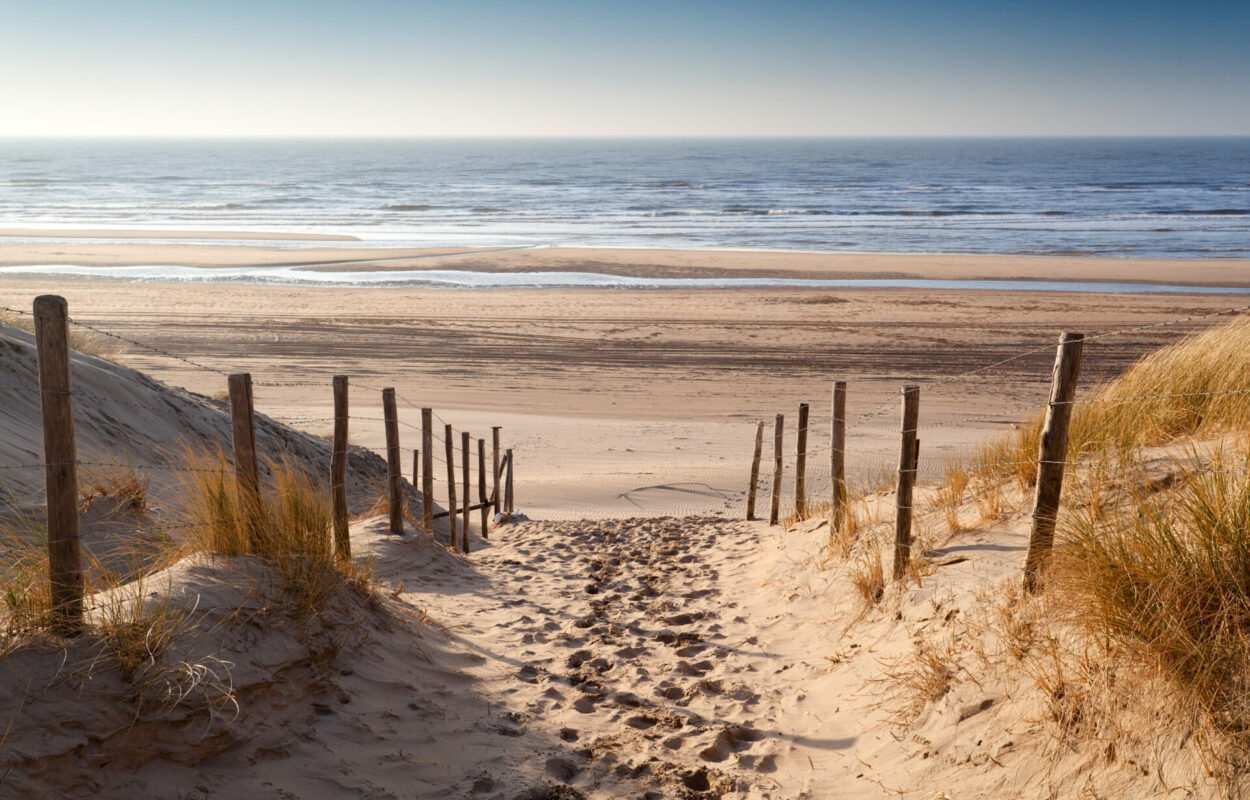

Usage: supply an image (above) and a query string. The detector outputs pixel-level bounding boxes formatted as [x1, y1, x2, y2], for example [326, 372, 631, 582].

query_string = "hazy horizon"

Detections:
[2, 0, 1247, 138]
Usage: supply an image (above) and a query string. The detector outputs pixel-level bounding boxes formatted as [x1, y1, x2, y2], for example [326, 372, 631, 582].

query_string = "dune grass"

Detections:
[0, 309, 126, 362]
[1055, 456, 1250, 738]
[966, 315, 1250, 489]
[175, 447, 372, 615]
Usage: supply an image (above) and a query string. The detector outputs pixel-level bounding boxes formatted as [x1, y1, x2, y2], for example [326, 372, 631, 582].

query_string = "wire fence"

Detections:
[2, 298, 1247, 531]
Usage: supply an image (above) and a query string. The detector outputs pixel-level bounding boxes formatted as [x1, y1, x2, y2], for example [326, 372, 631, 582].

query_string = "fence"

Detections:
[744, 303, 1250, 593]
[3, 294, 1249, 628]
[2, 296, 516, 629]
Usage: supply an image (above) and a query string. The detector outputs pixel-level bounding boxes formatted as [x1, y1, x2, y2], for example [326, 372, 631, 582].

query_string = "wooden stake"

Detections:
[1024, 332, 1085, 594]
[33, 295, 83, 632]
[892, 385, 920, 581]
[491, 426, 502, 514]
[831, 381, 847, 534]
[769, 414, 784, 526]
[331, 375, 350, 560]
[795, 402, 809, 518]
[505, 448, 514, 513]
[478, 438, 489, 539]
[445, 424, 457, 547]
[461, 431, 471, 552]
[745, 421, 765, 521]
[421, 408, 434, 534]
[382, 388, 403, 536]
[228, 372, 261, 552]
[412, 448, 419, 489]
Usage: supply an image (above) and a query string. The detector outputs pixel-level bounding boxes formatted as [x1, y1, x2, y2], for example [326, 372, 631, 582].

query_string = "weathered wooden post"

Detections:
[769, 414, 784, 526]
[795, 402, 809, 518]
[412, 449, 419, 490]
[382, 388, 403, 536]
[892, 386, 920, 581]
[505, 448, 515, 513]
[461, 431, 471, 552]
[478, 438, 489, 539]
[33, 295, 83, 632]
[444, 424, 458, 546]
[421, 409, 434, 534]
[492, 426, 502, 514]
[831, 381, 847, 533]
[331, 375, 350, 560]
[745, 421, 765, 521]
[228, 372, 261, 551]
[1024, 333, 1085, 594]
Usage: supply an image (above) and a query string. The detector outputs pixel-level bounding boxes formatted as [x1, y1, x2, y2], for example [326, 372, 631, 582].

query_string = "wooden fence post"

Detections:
[228, 372, 261, 551]
[1023, 332, 1085, 594]
[892, 385, 920, 581]
[769, 414, 784, 526]
[421, 409, 434, 534]
[492, 426, 502, 514]
[745, 421, 765, 521]
[478, 438, 488, 539]
[795, 402, 809, 518]
[505, 448, 514, 513]
[331, 375, 350, 560]
[831, 381, 847, 533]
[412, 449, 419, 490]
[382, 388, 403, 536]
[33, 295, 83, 632]
[445, 424, 458, 547]
[461, 431, 471, 552]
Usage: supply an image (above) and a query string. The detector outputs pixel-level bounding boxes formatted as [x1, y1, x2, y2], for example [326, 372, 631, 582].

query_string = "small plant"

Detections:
[936, 461, 970, 533]
[80, 465, 149, 513]
[850, 545, 885, 607]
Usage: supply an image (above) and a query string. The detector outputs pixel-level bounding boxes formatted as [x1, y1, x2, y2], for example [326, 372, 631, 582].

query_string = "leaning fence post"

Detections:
[461, 431, 471, 552]
[445, 424, 458, 547]
[795, 402, 809, 518]
[892, 385, 920, 581]
[331, 375, 350, 560]
[769, 414, 784, 526]
[1023, 332, 1085, 594]
[492, 426, 502, 514]
[830, 381, 847, 533]
[745, 421, 765, 521]
[382, 388, 403, 536]
[421, 409, 434, 534]
[505, 448, 514, 513]
[228, 372, 261, 551]
[33, 295, 83, 632]
[478, 438, 489, 539]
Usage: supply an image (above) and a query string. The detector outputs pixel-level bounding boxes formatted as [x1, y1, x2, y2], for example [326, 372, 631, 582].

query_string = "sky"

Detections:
[1, 0, 1248, 137]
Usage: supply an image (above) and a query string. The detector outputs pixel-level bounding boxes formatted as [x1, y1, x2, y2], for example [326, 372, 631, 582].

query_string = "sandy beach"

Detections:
[2, 237, 1247, 518]
[3, 236, 1250, 797]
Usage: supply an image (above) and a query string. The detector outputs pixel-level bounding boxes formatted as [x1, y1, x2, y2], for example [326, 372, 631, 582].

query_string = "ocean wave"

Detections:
[383, 204, 436, 211]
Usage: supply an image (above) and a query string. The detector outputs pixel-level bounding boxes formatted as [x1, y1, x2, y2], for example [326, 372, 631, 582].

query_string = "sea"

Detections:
[1, 137, 1248, 289]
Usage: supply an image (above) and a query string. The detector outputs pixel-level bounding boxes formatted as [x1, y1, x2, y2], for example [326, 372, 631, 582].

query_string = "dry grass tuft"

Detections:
[1054, 454, 1250, 741]
[0, 309, 127, 362]
[80, 465, 149, 513]
[174, 447, 374, 615]
[850, 545, 885, 607]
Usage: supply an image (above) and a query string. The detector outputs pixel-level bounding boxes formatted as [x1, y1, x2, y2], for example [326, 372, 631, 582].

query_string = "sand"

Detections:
[2, 239, 1248, 796]
[2, 234, 1249, 285]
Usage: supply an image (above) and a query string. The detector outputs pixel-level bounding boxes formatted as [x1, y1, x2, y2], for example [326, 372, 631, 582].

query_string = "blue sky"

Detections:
[1, 0, 1247, 136]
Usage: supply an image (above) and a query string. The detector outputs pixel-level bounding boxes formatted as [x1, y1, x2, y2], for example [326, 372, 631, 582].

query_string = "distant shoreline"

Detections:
[1, 231, 1248, 288]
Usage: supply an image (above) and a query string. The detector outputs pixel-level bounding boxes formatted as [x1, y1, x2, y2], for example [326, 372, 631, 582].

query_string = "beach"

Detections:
[2, 236, 1246, 518]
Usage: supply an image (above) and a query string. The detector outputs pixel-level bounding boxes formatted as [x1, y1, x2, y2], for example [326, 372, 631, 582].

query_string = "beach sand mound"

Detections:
[0, 322, 404, 542]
